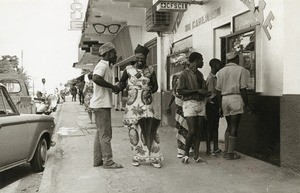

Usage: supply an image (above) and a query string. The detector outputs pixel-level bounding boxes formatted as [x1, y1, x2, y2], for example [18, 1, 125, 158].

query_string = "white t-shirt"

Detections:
[90, 60, 113, 108]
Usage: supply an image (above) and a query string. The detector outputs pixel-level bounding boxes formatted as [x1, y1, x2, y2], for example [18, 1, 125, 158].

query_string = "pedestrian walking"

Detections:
[83, 73, 94, 124]
[177, 52, 208, 164]
[166, 62, 190, 158]
[205, 58, 222, 156]
[116, 44, 163, 168]
[215, 51, 250, 160]
[70, 84, 77, 102]
[77, 79, 85, 105]
[90, 42, 123, 169]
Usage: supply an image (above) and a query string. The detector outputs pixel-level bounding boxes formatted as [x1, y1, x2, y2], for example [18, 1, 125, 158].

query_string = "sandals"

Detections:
[193, 157, 207, 164]
[132, 160, 140, 167]
[93, 161, 103, 167]
[223, 152, 241, 160]
[181, 156, 189, 164]
[103, 161, 123, 169]
[212, 149, 223, 154]
[151, 161, 162, 168]
[177, 153, 183, 158]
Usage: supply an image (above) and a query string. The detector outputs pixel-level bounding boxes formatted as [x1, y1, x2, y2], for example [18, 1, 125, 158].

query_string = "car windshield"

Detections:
[0, 79, 21, 93]
[0, 87, 18, 115]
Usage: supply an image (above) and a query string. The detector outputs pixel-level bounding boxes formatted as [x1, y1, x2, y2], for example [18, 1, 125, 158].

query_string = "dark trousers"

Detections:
[93, 108, 113, 165]
[206, 102, 220, 150]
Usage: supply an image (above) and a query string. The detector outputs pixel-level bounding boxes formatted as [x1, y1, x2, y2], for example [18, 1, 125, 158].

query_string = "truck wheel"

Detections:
[30, 138, 48, 172]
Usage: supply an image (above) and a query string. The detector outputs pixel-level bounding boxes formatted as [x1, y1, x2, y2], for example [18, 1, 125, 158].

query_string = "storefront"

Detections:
[159, 0, 300, 172]
[78, 0, 300, 173]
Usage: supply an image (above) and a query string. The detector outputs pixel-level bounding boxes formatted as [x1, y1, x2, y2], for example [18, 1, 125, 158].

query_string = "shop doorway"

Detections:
[213, 24, 231, 141]
[214, 23, 231, 62]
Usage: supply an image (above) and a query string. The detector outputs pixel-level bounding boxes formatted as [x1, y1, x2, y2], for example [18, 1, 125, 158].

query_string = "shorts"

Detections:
[182, 100, 206, 117]
[222, 95, 244, 116]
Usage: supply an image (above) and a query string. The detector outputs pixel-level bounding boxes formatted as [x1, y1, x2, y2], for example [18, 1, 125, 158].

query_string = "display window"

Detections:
[166, 48, 192, 90]
[221, 27, 256, 92]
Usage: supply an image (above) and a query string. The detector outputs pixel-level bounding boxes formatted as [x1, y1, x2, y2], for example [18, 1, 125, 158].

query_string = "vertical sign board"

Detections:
[156, 1, 188, 12]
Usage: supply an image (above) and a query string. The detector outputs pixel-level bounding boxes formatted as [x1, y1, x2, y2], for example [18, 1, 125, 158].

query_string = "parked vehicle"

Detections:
[0, 74, 36, 114]
[34, 91, 59, 115]
[0, 83, 56, 172]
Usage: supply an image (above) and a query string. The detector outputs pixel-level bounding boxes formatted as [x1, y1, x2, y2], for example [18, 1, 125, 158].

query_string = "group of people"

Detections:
[89, 41, 250, 169]
[167, 51, 250, 164]
[70, 79, 85, 105]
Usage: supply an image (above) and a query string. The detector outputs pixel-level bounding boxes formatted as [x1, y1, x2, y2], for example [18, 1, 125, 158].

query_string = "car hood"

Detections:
[18, 114, 55, 122]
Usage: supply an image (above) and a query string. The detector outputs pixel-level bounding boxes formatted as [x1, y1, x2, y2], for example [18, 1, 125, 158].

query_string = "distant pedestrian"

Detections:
[166, 61, 190, 158]
[77, 79, 85, 105]
[90, 42, 123, 169]
[205, 58, 222, 156]
[70, 84, 77, 102]
[177, 52, 208, 164]
[116, 44, 163, 168]
[83, 73, 94, 123]
[216, 51, 250, 160]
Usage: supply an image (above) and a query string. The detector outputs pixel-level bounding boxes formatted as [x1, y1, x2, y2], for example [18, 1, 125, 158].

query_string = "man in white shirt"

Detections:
[90, 42, 123, 169]
[216, 51, 250, 160]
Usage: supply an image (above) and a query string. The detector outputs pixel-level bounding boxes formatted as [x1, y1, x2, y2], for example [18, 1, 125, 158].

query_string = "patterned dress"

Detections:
[84, 80, 93, 113]
[122, 65, 163, 163]
[172, 72, 189, 156]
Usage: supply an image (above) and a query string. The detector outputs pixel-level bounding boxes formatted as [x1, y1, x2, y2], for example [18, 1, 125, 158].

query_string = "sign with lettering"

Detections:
[185, 7, 221, 32]
[156, 1, 188, 12]
[240, 0, 275, 40]
[69, 0, 84, 30]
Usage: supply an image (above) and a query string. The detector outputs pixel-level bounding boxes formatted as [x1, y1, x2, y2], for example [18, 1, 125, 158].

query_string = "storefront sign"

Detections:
[69, 0, 84, 30]
[240, 0, 275, 40]
[185, 7, 221, 32]
[156, 1, 188, 12]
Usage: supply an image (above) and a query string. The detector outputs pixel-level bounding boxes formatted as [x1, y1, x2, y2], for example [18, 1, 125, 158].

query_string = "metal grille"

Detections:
[146, 5, 170, 32]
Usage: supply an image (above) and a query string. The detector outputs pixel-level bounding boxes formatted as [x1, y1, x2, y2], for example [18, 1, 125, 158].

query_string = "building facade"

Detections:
[78, 0, 300, 173]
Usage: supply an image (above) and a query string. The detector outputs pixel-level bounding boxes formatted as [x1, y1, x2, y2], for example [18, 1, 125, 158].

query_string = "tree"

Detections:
[0, 55, 31, 87]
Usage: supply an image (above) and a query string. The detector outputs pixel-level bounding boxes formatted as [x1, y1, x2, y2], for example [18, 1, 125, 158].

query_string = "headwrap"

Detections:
[99, 42, 115, 55]
[134, 44, 149, 56]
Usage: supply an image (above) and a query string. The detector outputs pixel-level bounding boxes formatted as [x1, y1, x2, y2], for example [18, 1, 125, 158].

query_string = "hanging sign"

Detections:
[156, 1, 188, 12]
[240, 0, 275, 40]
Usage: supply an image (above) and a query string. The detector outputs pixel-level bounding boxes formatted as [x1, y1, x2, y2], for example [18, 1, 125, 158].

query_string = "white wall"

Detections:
[283, 0, 300, 94]
[169, 0, 286, 95]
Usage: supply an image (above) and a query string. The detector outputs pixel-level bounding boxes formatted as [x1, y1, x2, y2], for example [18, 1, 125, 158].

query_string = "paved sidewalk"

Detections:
[40, 101, 300, 193]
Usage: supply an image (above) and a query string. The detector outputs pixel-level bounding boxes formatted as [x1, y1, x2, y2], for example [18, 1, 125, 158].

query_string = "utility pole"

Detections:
[21, 50, 24, 67]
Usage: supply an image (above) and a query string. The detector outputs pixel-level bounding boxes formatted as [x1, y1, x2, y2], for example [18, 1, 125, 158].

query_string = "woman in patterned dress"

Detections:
[83, 73, 94, 123]
[117, 44, 163, 168]
[166, 62, 190, 158]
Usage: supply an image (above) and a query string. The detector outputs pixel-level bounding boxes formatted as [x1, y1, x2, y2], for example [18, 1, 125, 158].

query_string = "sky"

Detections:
[0, 0, 88, 94]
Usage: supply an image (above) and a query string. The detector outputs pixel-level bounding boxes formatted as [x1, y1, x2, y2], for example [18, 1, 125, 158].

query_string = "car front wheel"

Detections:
[30, 138, 48, 172]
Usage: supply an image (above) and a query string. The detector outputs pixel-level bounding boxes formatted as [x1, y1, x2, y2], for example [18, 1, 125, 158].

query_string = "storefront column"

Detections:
[157, 35, 163, 92]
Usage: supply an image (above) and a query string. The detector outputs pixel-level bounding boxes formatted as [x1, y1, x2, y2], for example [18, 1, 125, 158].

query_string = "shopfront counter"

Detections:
[236, 93, 280, 166]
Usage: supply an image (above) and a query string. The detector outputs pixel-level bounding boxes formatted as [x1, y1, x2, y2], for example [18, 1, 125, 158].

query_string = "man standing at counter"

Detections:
[215, 51, 250, 160]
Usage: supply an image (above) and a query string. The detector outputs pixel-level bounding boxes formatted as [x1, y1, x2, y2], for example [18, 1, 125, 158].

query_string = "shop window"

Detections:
[222, 27, 256, 92]
[166, 49, 192, 91]
[145, 38, 157, 73]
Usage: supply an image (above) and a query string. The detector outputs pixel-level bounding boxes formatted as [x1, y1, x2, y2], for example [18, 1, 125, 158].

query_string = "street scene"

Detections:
[1, 0, 300, 193]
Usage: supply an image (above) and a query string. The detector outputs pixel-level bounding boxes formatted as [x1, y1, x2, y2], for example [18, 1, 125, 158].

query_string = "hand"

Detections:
[197, 89, 208, 96]
[218, 107, 223, 118]
[112, 85, 121, 94]
[166, 107, 172, 115]
[244, 105, 252, 114]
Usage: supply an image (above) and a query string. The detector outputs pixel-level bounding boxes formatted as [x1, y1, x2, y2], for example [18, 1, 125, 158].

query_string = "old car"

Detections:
[0, 74, 36, 114]
[0, 83, 55, 172]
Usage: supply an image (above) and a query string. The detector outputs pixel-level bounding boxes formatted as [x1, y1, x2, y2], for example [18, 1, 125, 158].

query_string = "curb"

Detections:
[38, 104, 62, 193]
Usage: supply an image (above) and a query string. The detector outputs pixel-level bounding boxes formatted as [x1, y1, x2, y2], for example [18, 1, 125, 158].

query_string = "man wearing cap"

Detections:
[90, 42, 123, 169]
[215, 51, 250, 160]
